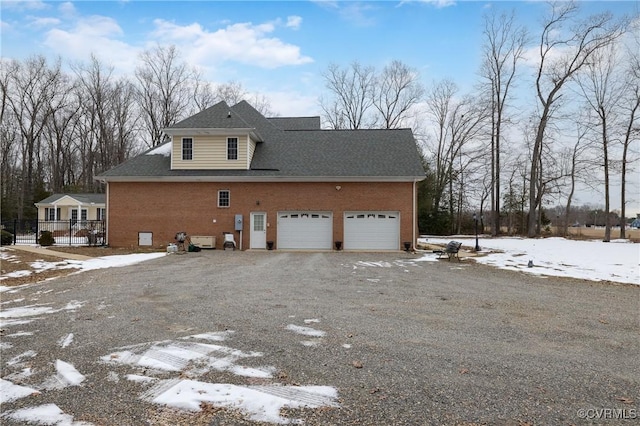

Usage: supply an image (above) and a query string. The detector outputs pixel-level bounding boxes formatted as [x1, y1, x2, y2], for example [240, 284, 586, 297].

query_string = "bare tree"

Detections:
[70, 55, 140, 190]
[560, 118, 592, 236]
[372, 60, 424, 129]
[0, 60, 21, 219]
[480, 9, 527, 236]
[44, 78, 79, 193]
[213, 81, 275, 116]
[528, 1, 626, 237]
[577, 45, 624, 242]
[135, 45, 194, 147]
[191, 70, 217, 112]
[618, 26, 640, 238]
[320, 62, 376, 129]
[214, 80, 247, 106]
[424, 79, 457, 212]
[424, 79, 488, 229]
[1, 55, 67, 219]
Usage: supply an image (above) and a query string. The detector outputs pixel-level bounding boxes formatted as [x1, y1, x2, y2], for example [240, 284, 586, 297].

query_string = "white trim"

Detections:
[226, 137, 239, 160]
[217, 189, 230, 208]
[163, 127, 260, 140]
[98, 176, 426, 183]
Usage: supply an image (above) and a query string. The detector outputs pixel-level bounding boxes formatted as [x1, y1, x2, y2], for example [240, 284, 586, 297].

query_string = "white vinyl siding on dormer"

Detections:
[247, 136, 256, 169]
[171, 134, 256, 170]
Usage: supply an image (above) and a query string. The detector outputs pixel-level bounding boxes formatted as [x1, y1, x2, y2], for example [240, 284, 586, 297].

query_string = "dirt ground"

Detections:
[2, 229, 636, 288]
[0, 246, 162, 287]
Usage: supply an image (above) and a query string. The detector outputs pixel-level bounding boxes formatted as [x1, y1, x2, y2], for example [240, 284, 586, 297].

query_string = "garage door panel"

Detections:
[344, 212, 399, 250]
[277, 212, 333, 250]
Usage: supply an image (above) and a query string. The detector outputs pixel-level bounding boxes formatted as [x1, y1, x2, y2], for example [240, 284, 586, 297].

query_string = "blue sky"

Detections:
[2, 0, 637, 116]
[2, 1, 639, 215]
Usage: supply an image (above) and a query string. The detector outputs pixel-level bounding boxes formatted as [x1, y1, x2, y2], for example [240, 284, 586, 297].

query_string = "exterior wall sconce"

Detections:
[335, 185, 341, 191]
[256, 200, 260, 205]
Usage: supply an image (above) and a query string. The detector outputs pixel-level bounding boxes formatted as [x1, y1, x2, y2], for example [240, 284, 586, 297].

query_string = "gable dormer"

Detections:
[163, 101, 262, 170]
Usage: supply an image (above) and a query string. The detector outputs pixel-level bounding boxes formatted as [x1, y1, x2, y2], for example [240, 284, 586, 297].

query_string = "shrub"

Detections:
[1, 229, 14, 246]
[38, 230, 55, 246]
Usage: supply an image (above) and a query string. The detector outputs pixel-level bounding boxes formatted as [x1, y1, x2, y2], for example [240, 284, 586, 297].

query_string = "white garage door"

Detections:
[344, 212, 400, 250]
[277, 212, 333, 250]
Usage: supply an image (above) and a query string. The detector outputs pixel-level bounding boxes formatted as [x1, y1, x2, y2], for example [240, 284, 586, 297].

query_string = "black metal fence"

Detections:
[1, 219, 106, 246]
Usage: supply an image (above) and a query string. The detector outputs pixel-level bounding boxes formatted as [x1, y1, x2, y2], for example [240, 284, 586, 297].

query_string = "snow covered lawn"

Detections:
[419, 236, 639, 285]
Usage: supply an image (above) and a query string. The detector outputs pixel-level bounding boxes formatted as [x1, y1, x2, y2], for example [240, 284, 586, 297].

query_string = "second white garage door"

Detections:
[277, 212, 333, 250]
[344, 212, 400, 250]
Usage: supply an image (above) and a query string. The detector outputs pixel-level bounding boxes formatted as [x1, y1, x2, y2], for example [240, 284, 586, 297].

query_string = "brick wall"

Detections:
[107, 181, 416, 249]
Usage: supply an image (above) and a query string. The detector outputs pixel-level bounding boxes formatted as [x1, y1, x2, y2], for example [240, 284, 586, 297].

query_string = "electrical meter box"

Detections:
[234, 214, 243, 231]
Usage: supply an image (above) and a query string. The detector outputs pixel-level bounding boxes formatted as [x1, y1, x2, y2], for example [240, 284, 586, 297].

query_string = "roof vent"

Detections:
[227, 111, 231, 118]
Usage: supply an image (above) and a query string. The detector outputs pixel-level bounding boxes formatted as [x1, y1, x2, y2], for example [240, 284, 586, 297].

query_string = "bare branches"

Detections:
[135, 45, 194, 147]
[372, 60, 424, 129]
[528, 1, 628, 236]
[320, 60, 424, 129]
[320, 62, 376, 129]
[480, 8, 528, 235]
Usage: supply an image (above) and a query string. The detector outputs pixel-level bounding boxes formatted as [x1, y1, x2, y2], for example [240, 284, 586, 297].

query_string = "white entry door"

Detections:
[250, 212, 267, 249]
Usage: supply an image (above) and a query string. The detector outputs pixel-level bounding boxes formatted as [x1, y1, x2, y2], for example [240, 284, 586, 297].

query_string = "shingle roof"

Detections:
[36, 193, 105, 205]
[169, 101, 251, 129]
[97, 101, 425, 181]
[268, 116, 321, 130]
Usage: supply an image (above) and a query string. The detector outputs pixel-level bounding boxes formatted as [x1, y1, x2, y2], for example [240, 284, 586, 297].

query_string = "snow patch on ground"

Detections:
[142, 380, 338, 424]
[1, 403, 93, 425]
[286, 324, 326, 337]
[99, 331, 338, 423]
[41, 360, 86, 390]
[0, 378, 40, 404]
[59, 333, 74, 348]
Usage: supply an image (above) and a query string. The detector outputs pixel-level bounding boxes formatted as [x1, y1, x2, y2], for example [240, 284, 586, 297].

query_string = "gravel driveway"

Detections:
[1, 251, 638, 425]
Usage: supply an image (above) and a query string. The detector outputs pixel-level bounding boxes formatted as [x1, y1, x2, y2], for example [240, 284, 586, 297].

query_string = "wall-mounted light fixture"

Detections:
[335, 185, 342, 191]
[256, 200, 260, 205]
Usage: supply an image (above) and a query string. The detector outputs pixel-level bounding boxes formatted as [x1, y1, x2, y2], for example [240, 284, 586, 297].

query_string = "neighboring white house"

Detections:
[35, 193, 106, 226]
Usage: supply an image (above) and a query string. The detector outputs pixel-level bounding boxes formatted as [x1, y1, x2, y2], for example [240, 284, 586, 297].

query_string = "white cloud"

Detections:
[1, 0, 49, 12]
[57, 1, 76, 18]
[265, 90, 320, 117]
[43, 16, 139, 76]
[149, 19, 313, 69]
[286, 15, 302, 30]
[342, 3, 378, 26]
[311, 0, 376, 26]
[26, 16, 60, 29]
[399, 0, 456, 8]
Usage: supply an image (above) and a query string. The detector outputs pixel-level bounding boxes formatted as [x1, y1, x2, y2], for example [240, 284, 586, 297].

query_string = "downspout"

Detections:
[412, 180, 417, 250]
[105, 183, 109, 246]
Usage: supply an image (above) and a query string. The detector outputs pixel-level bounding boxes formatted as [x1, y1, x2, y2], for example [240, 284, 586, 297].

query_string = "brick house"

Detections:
[96, 101, 425, 250]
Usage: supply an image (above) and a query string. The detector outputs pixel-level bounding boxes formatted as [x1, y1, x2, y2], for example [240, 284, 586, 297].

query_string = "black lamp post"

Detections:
[473, 213, 481, 252]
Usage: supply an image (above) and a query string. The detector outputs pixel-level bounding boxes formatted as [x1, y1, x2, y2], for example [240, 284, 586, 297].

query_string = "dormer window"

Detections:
[227, 137, 238, 160]
[182, 138, 193, 160]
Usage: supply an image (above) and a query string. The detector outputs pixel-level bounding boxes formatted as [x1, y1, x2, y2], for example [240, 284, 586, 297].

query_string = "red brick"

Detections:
[107, 181, 417, 249]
